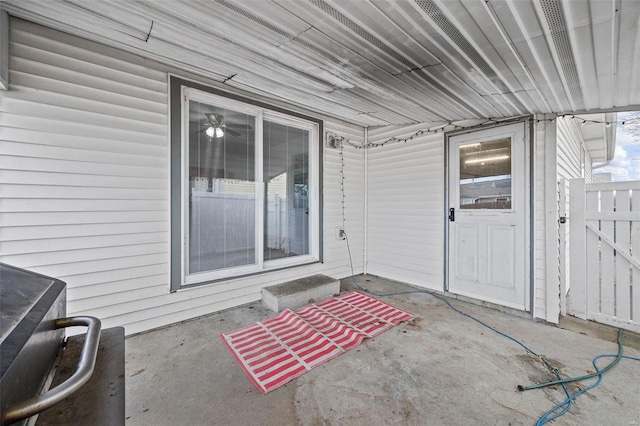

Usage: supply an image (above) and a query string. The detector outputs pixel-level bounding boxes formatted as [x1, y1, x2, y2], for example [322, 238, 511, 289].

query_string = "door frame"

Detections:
[443, 119, 533, 312]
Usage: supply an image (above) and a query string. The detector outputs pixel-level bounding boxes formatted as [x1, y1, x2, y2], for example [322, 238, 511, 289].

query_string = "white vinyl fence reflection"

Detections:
[189, 191, 295, 272]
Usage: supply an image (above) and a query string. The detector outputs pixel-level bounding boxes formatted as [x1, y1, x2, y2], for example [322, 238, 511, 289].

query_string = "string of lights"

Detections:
[339, 140, 346, 229]
[328, 113, 639, 150]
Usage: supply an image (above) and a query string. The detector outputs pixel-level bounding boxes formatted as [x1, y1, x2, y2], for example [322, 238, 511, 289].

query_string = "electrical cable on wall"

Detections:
[339, 139, 346, 230]
[340, 231, 639, 425]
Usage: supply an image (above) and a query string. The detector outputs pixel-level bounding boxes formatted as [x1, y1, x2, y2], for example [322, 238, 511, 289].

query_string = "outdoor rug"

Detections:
[220, 291, 413, 393]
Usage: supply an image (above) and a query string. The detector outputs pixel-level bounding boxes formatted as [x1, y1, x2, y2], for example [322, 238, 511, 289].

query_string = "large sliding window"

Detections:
[171, 78, 321, 288]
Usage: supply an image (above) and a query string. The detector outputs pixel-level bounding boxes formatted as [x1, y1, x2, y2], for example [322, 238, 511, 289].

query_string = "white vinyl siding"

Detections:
[557, 118, 587, 181]
[366, 120, 550, 321]
[2, 17, 564, 332]
[366, 125, 444, 290]
[324, 122, 366, 275]
[0, 18, 365, 335]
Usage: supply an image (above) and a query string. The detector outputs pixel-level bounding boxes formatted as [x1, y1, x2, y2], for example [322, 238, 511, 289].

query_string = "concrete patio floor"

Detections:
[125, 275, 640, 425]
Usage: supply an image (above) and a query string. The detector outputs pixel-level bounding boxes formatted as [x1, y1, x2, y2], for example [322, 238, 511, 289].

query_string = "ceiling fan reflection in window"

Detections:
[196, 113, 252, 138]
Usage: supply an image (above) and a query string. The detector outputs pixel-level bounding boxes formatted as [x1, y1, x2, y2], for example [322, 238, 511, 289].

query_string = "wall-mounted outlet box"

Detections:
[335, 227, 345, 240]
[326, 134, 342, 149]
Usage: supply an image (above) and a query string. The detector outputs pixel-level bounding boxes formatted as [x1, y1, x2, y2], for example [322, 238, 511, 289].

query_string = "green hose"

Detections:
[518, 329, 624, 391]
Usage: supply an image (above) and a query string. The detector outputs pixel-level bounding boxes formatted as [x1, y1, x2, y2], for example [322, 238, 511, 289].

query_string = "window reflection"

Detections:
[264, 120, 310, 261]
[459, 137, 512, 210]
[188, 100, 256, 273]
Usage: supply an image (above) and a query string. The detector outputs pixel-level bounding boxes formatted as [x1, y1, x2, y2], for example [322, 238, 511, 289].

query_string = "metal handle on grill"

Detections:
[2, 316, 102, 425]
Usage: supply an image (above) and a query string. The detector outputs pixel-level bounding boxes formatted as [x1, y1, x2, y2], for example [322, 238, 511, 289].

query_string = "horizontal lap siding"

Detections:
[0, 19, 170, 334]
[323, 121, 365, 277]
[366, 125, 444, 290]
[556, 119, 581, 181]
[0, 19, 365, 335]
[365, 120, 548, 320]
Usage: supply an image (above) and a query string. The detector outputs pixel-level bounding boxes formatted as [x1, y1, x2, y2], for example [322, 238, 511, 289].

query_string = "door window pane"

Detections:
[459, 137, 511, 209]
[263, 120, 309, 261]
[188, 100, 256, 273]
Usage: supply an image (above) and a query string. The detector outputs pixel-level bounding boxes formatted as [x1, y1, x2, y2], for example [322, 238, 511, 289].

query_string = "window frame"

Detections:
[170, 76, 323, 291]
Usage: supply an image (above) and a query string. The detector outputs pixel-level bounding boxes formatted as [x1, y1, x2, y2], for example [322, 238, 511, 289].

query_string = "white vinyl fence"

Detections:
[190, 191, 293, 254]
[569, 179, 640, 333]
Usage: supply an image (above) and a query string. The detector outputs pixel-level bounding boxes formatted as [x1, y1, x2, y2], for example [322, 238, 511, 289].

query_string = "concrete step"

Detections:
[261, 274, 340, 313]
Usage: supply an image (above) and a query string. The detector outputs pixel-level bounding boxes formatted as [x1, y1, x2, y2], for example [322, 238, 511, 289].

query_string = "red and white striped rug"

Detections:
[220, 291, 413, 393]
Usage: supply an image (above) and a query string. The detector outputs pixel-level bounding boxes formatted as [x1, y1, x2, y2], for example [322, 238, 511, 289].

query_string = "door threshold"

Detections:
[447, 292, 533, 320]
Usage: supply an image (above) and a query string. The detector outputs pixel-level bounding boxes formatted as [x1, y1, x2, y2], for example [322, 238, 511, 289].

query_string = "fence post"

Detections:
[569, 178, 587, 319]
[633, 191, 640, 324]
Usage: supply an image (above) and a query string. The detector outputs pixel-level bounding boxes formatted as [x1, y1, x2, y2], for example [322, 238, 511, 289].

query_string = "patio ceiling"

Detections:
[2, 0, 640, 127]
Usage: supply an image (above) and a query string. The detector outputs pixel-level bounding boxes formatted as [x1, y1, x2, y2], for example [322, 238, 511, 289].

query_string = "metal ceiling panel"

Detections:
[538, 0, 585, 111]
[495, 0, 570, 112]
[299, 0, 509, 118]
[2, 0, 639, 126]
[614, 0, 640, 107]
[285, 26, 464, 120]
[437, 0, 540, 112]
[561, 0, 600, 110]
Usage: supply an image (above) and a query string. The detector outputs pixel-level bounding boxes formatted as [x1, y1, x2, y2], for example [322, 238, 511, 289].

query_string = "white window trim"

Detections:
[180, 87, 320, 287]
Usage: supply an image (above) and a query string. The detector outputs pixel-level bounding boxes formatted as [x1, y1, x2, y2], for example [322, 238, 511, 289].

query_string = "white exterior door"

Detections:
[447, 123, 529, 310]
